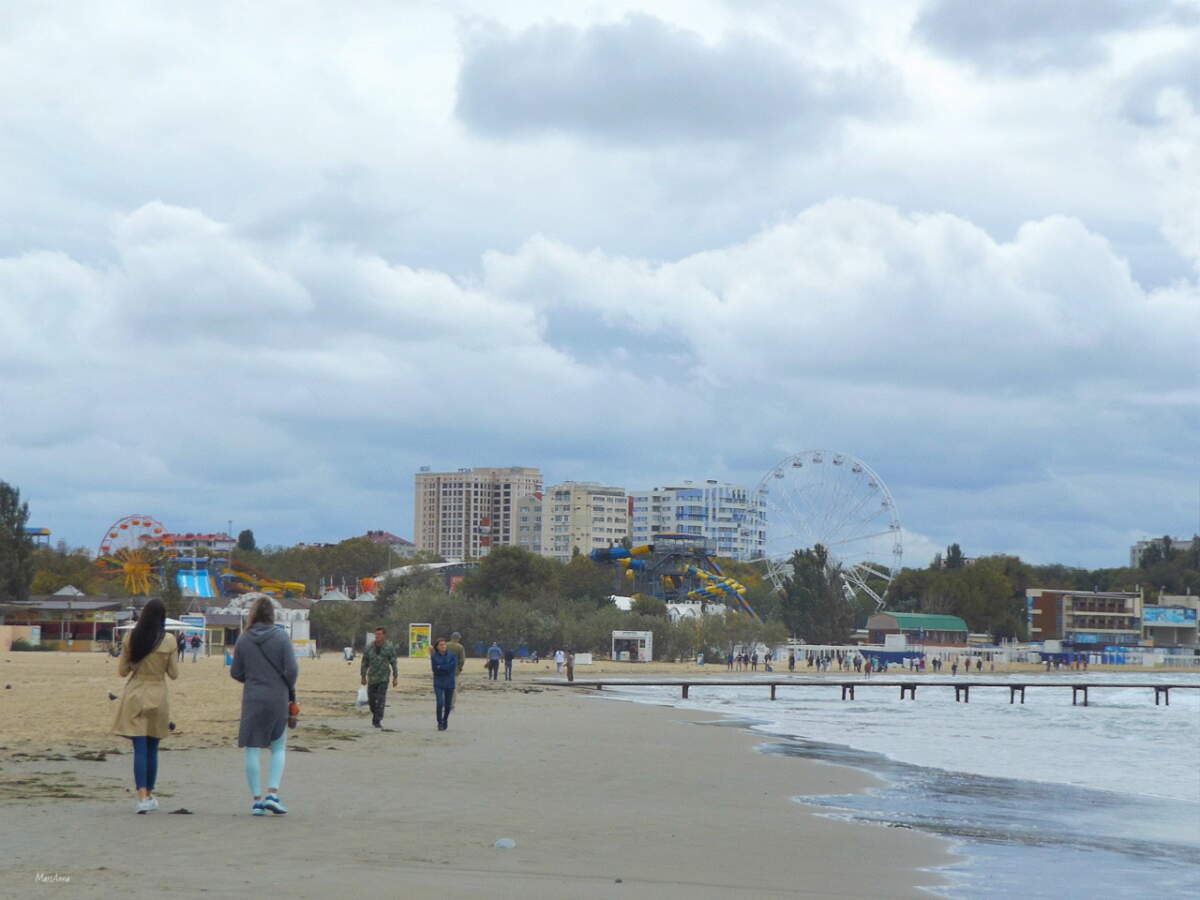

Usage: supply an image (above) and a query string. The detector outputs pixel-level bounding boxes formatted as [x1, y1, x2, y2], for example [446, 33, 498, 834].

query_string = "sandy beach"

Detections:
[0, 650, 956, 898]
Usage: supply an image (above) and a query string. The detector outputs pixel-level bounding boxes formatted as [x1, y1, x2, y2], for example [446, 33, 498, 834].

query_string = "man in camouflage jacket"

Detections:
[360, 627, 398, 728]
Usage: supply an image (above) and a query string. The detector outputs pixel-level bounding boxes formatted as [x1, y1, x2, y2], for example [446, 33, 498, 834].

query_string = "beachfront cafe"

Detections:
[866, 612, 969, 647]
[0, 594, 130, 651]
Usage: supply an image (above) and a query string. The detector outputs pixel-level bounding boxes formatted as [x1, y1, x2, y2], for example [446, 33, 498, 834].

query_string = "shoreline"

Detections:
[0, 652, 954, 898]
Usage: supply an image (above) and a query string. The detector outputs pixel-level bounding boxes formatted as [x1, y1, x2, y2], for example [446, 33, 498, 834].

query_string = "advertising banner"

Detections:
[1143, 607, 1197, 625]
[408, 623, 432, 658]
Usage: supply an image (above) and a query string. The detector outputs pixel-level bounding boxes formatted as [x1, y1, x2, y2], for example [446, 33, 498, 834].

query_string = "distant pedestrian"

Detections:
[487, 642, 502, 680]
[976, 659, 982, 672]
[430, 637, 456, 730]
[951, 661, 958, 676]
[750, 652, 758, 672]
[566, 650, 576, 682]
[727, 652, 734, 671]
[176, 631, 186, 661]
[447, 632, 466, 676]
[554, 648, 565, 674]
[113, 598, 178, 814]
[503, 646, 515, 681]
[360, 627, 398, 728]
[230, 596, 297, 816]
[189, 634, 202, 663]
[788, 651, 795, 672]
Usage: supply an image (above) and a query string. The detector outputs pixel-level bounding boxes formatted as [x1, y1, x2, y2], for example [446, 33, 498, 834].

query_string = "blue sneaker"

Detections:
[262, 794, 288, 815]
[251, 801, 266, 816]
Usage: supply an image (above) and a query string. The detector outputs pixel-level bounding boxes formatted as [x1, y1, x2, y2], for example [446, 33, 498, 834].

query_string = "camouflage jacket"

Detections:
[361, 641, 398, 683]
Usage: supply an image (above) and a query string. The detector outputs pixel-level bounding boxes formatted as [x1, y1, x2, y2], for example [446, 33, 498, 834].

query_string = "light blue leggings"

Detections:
[244, 733, 286, 797]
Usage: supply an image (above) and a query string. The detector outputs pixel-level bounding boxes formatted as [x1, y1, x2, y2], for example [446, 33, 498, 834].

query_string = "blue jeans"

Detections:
[129, 736, 160, 791]
[435, 686, 454, 724]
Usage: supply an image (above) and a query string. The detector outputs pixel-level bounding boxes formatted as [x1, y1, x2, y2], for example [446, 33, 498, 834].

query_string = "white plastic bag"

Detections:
[356, 686, 368, 708]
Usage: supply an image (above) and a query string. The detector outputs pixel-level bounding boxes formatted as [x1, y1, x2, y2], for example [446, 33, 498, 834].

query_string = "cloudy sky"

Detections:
[2, 0, 1197, 569]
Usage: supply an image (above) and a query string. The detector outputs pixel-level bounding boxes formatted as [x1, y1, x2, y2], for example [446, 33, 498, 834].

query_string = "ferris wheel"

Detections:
[751, 451, 902, 610]
[96, 515, 167, 595]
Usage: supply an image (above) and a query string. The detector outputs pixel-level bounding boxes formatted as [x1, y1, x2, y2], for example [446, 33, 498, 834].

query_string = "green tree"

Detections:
[309, 599, 368, 649]
[0, 481, 34, 603]
[237, 529, 257, 552]
[777, 545, 855, 644]
[30, 545, 100, 595]
[630, 595, 668, 617]
[457, 545, 559, 604]
[944, 543, 966, 569]
[159, 564, 187, 620]
[560, 555, 614, 605]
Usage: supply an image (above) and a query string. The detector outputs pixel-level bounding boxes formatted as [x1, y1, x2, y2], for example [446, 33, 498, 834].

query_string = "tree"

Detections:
[310, 600, 368, 649]
[944, 543, 966, 569]
[457, 546, 559, 604]
[237, 529, 257, 552]
[630, 595, 668, 617]
[159, 564, 187, 620]
[560, 555, 615, 605]
[0, 481, 33, 603]
[777, 544, 855, 644]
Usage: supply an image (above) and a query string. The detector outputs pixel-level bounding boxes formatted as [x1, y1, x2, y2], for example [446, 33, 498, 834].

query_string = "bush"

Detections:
[9, 638, 55, 652]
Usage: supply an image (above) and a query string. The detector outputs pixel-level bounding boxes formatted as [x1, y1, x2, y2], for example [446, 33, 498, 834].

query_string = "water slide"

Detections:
[222, 561, 307, 598]
[174, 562, 219, 600]
[684, 565, 759, 619]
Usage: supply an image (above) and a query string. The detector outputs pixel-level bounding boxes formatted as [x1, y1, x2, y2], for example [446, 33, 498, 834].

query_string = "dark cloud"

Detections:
[915, 0, 1195, 72]
[455, 14, 898, 143]
[1121, 51, 1200, 125]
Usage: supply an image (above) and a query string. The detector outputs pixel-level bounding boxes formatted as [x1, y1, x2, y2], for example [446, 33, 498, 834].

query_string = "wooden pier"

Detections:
[541, 678, 1198, 707]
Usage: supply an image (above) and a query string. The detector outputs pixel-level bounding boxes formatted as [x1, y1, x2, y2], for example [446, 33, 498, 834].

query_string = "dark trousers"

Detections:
[487, 659, 499, 680]
[503, 660, 512, 680]
[435, 686, 454, 725]
[367, 680, 389, 724]
[129, 736, 160, 791]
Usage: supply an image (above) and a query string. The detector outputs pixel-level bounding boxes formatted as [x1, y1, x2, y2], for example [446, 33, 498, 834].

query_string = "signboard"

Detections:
[29, 625, 41, 646]
[1143, 607, 1197, 625]
[291, 639, 317, 659]
[408, 623, 432, 658]
[180, 615, 206, 640]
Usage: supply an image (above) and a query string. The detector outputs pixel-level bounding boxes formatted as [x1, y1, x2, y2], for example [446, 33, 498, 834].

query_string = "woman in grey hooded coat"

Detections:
[231, 596, 298, 816]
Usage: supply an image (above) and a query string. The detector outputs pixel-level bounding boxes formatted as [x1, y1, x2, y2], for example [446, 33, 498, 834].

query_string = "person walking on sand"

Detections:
[176, 631, 186, 662]
[360, 627, 398, 728]
[554, 648, 565, 674]
[447, 632, 466, 676]
[113, 598, 178, 814]
[189, 633, 202, 663]
[430, 637, 457, 730]
[503, 645, 515, 681]
[231, 596, 298, 816]
[486, 641, 502, 680]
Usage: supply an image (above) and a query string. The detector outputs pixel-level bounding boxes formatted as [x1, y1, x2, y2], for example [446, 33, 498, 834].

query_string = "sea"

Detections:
[597, 671, 1200, 898]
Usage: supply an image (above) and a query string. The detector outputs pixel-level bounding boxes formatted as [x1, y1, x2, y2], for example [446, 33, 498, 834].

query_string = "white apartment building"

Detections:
[515, 492, 543, 555]
[413, 467, 542, 558]
[540, 482, 629, 562]
[628, 480, 762, 561]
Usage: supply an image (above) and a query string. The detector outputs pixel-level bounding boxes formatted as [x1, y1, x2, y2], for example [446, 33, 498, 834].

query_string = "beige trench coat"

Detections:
[112, 634, 179, 738]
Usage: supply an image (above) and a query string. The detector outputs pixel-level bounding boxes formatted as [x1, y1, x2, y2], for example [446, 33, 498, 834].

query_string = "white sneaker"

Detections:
[147, 796, 159, 811]
[136, 798, 154, 814]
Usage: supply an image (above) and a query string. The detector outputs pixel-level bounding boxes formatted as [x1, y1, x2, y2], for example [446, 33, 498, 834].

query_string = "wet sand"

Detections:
[1, 652, 954, 898]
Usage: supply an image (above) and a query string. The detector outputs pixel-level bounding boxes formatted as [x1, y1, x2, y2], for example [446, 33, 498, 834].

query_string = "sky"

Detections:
[1, 0, 1198, 570]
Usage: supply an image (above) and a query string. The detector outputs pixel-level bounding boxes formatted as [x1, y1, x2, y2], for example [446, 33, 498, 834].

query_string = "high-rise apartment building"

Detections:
[515, 492, 543, 555]
[540, 482, 629, 562]
[628, 480, 762, 561]
[413, 467, 542, 558]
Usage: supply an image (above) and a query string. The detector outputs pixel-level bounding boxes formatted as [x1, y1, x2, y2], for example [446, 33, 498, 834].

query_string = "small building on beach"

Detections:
[866, 612, 968, 646]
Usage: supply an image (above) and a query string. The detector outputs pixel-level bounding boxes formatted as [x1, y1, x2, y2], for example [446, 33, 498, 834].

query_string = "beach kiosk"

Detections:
[612, 630, 653, 662]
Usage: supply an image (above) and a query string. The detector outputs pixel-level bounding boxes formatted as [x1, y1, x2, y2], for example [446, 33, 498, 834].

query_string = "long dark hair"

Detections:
[129, 598, 166, 664]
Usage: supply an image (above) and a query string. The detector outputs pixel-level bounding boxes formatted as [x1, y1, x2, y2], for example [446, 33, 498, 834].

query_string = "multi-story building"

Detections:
[1129, 536, 1193, 567]
[514, 492, 543, 555]
[142, 532, 236, 555]
[413, 467, 542, 558]
[1025, 588, 1144, 648]
[1142, 594, 1199, 648]
[628, 481, 761, 560]
[540, 482, 629, 562]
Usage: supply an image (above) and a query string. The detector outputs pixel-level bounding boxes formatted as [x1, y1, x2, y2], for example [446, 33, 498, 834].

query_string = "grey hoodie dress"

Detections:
[230, 624, 298, 748]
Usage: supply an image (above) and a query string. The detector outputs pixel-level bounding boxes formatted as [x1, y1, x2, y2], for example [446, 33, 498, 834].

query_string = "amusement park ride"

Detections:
[94, 515, 304, 599]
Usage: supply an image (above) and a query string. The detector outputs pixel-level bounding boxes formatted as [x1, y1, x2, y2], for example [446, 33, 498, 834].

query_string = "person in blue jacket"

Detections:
[430, 637, 457, 731]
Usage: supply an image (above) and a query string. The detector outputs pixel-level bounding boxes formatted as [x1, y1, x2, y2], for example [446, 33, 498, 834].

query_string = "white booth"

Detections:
[611, 629, 653, 662]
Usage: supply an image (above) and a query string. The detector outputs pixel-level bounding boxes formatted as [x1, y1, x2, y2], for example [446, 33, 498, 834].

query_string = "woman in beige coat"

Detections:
[112, 598, 178, 813]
